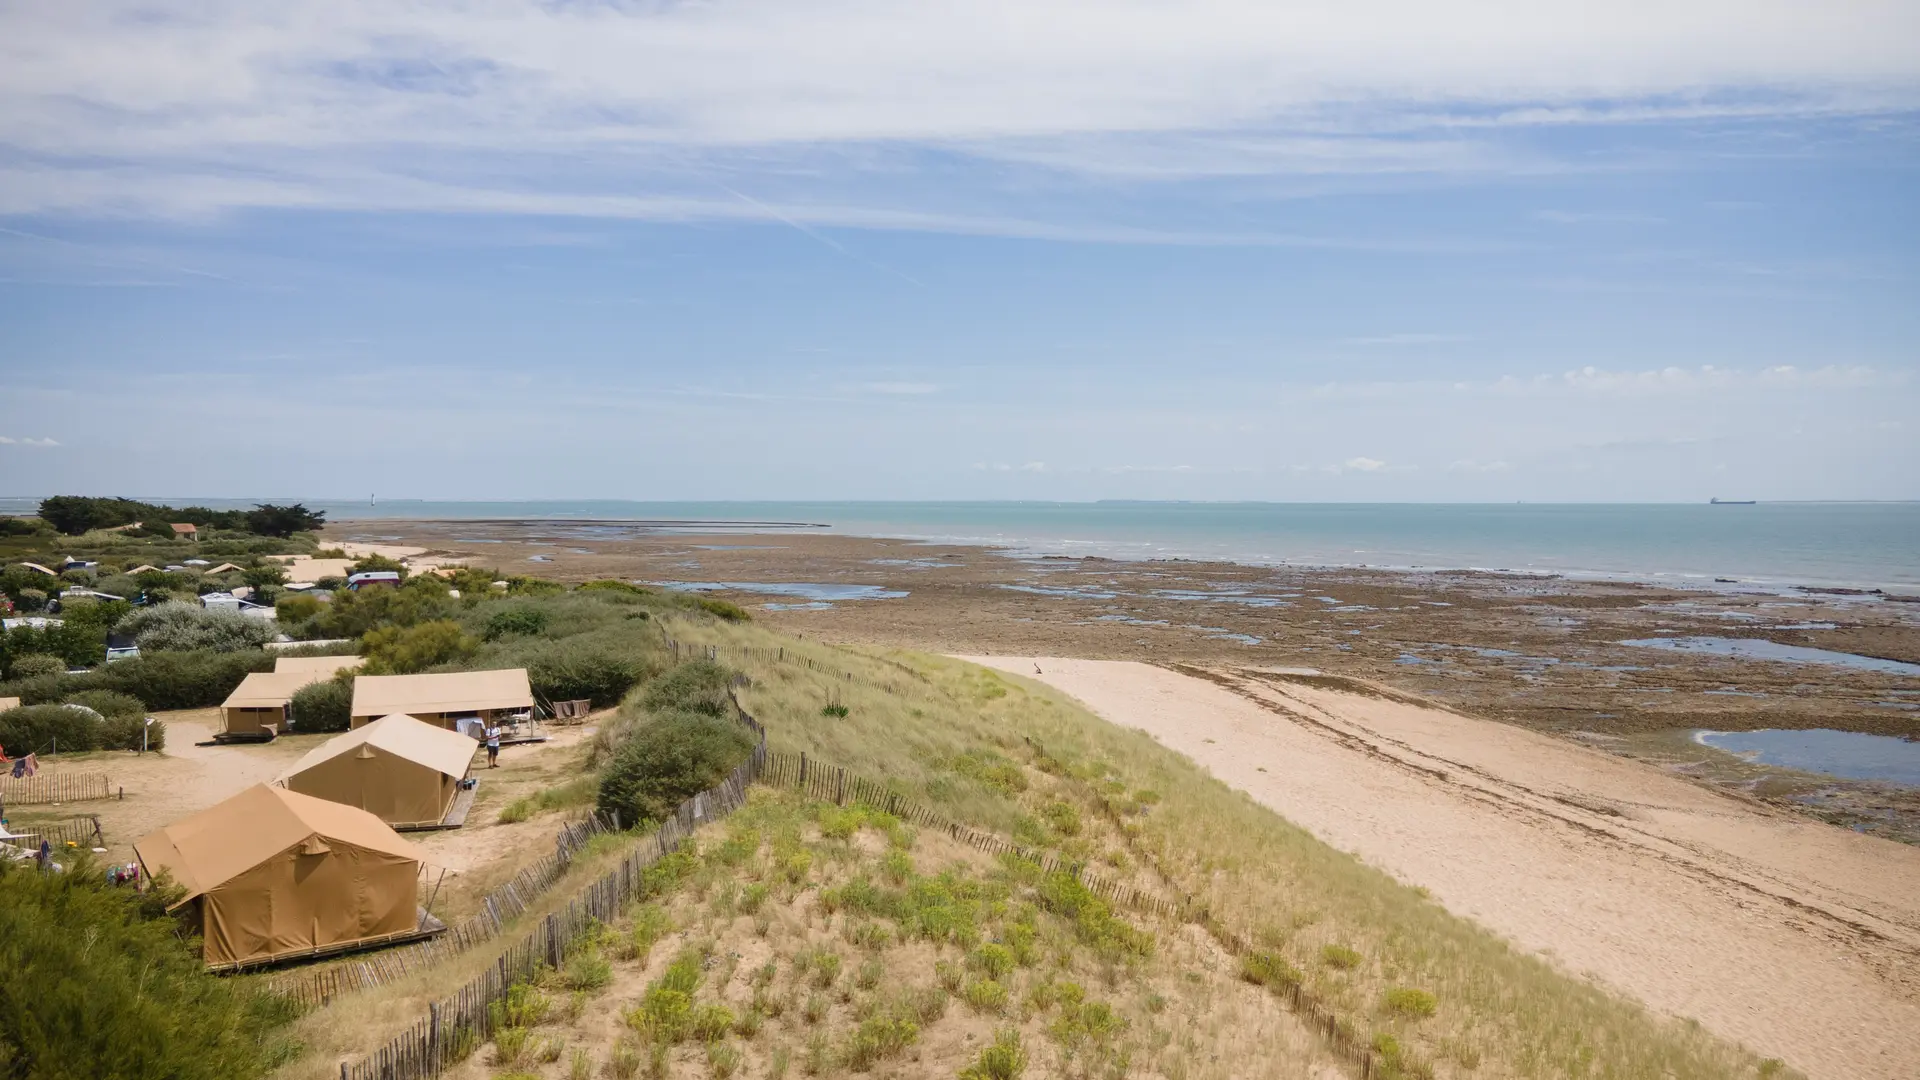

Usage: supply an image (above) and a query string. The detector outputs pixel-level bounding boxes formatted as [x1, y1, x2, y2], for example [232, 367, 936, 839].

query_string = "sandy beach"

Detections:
[963, 656, 1920, 1080]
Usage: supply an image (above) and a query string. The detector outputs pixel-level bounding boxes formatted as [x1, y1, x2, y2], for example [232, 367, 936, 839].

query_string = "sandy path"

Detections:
[962, 656, 1920, 1080]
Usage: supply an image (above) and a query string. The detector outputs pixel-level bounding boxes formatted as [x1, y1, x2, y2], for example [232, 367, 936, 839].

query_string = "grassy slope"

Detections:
[674, 617, 1786, 1080]
[279, 612, 1786, 1079]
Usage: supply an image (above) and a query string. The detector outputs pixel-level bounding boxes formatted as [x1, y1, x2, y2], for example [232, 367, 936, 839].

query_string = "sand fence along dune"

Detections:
[961, 656, 1920, 1080]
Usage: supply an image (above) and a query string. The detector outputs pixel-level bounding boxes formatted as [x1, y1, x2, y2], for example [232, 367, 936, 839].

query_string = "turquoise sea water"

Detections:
[3, 499, 1915, 592]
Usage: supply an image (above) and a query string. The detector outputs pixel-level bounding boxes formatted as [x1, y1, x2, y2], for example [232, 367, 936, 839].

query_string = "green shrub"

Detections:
[969, 943, 1015, 980]
[0, 704, 103, 753]
[595, 710, 755, 827]
[63, 689, 143, 720]
[639, 661, 737, 718]
[274, 594, 323, 624]
[9, 653, 68, 680]
[565, 948, 613, 991]
[1383, 987, 1437, 1018]
[950, 751, 1027, 794]
[520, 638, 652, 707]
[1322, 943, 1364, 970]
[115, 602, 275, 653]
[1040, 800, 1082, 837]
[484, 606, 550, 640]
[0, 857, 300, 1078]
[361, 619, 477, 675]
[962, 979, 1007, 1014]
[1240, 950, 1302, 989]
[841, 1009, 918, 1069]
[289, 677, 353, 733]
[694, 597, 750, 622]
[960, 1028, 1027, 1080]
[690, 1004, 735, 1042]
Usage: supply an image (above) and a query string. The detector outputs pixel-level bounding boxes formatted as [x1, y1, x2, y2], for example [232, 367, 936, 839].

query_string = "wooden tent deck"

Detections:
[398, 781, 478, 832]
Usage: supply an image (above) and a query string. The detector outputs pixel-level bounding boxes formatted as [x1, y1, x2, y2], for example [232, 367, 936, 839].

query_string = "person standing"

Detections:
[485, 725, 501, 768]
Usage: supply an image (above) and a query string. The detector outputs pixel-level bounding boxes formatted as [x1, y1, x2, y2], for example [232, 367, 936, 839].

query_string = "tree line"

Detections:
[35, 497, 326, 538]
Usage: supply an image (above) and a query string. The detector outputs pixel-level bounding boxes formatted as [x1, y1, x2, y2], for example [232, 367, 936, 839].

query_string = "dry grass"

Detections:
[274, 618, 1790, 1079]
[417, 787, 1333, 1080]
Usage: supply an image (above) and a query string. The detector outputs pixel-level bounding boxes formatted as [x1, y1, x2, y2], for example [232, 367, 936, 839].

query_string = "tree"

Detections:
[114, 602, 275, 653]
[244, 503, 326, 538]
[242, 563, 289, 590]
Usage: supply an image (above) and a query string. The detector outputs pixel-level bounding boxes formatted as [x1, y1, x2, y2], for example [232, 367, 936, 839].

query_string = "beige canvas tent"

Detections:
[350, 668, 533, 730]
[0, 696, 19, 713]
[220, 669, 338, 736]
[133, 784, 426, 969]
[280, 714, 476, 828]
[274, 654, 363, 678]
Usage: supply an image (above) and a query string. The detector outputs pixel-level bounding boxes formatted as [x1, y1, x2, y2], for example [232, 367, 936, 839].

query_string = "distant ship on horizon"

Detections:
[1709, 497, 1757, 505]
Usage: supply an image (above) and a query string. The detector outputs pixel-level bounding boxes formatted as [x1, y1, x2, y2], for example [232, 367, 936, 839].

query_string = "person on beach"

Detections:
[485, 726, 501, 768]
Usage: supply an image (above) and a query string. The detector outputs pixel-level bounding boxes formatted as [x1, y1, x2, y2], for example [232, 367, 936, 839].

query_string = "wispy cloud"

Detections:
[0, 436, 61, 446]
[0, 2, 1914, 227]
[842, 382, 942, 395]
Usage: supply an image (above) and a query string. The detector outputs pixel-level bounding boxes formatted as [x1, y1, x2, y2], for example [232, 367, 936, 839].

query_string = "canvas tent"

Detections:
[274, 654, 363, 679]
[133, 784, 426, 969]
[350, 668, 534, 730]
[220, 670, 336, 736]
[280, 714, 476, 828]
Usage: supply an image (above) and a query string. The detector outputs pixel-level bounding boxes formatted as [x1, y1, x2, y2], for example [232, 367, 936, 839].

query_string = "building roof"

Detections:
[278, 557, 355, 583]
[17, 563, 57, 576]
[347, 571, 402, 584]
[281, 714, 477, 784]
[274, 654, 363, 678]
[133, 784, 421, 905]
[351, 668, 533, 718]
[127, 565, 161, 575]
[205, 563, 246, 575]
[170, 523, 198, 534]
[222, 670, 333, 709]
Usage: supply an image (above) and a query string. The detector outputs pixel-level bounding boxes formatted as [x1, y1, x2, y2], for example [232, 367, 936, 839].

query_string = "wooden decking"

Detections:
[398, 780, 479, 832]
[209, 909, 449, 973]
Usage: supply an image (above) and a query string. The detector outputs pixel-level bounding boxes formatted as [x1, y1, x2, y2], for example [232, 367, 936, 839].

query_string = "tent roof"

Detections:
[133, 784, 422, 903]
[351, 668, 533, 717]
[222, 670, 329, 709]
[281, 713, 477, 783]
[274, 654, 363, 678]
[0, 697, 19, 713]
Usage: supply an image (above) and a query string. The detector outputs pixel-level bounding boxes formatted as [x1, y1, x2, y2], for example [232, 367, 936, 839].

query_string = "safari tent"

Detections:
[133, 784, 427, 969]
[274, 653, 363, 678]
[219, 669, 335, 736]
[350, 668, 534, 731]
[280, 714, 476, 829]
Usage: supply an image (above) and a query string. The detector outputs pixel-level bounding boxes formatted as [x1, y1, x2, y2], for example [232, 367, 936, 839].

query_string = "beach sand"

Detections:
[962, 656, 1920, 1080]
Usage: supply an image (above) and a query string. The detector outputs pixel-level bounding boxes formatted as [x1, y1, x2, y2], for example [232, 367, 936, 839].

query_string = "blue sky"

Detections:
[1, 1, 1916, 502]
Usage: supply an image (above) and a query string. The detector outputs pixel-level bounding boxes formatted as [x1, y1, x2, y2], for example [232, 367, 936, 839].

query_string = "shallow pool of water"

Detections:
[1695, 729, 1920, 787]
[650, 581, 908, 601]
[1620, 636, 1920, 676]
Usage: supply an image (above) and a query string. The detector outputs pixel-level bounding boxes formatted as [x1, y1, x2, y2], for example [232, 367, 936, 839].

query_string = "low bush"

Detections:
[515, 637, 655, 707]
[959, 1028, 1027, 1080]
[595, 708, 756, 827]
[484, 606, 549, 640]
[101, 712, 164, 752]
[115, 603, 275, 654]
[361, 620, 477, 675]
[639, 660, 737, 718]
[1383, 987, 1438, 1018]
[1322, 943, 1364, 970]
[577, 580, 650, 596]
[3, 649, 276, 711]
[7, 653, 67, 680]
[62, 689, 143, 720]
[290, 677, 353, 733]
[0, 704, 103, 754]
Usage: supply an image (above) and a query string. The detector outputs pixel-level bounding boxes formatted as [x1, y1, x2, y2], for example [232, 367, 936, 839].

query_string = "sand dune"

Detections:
[962, 656, 1920, 1080]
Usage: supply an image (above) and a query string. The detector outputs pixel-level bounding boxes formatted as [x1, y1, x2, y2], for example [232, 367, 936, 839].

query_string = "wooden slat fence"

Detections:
[338, 702, 767, 1080]
[0, 770, 112, 805]
[5, 814, 103, 850]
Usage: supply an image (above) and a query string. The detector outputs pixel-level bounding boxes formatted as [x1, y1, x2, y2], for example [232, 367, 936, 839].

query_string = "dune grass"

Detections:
[663, 617, 1793, 1080]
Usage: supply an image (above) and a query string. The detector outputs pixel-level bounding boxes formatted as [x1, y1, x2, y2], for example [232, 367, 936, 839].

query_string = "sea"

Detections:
[6, 498, 1916, 594]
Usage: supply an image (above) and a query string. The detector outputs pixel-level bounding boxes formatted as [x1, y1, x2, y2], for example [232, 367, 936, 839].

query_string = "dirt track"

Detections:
[964, 656, 1920, 1080]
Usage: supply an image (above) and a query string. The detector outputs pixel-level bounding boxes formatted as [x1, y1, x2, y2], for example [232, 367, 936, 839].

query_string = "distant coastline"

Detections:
[5, 498, 1916, 594]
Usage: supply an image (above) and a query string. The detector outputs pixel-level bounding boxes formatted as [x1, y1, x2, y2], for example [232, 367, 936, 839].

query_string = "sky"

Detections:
[1, 1, 1917, 503]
